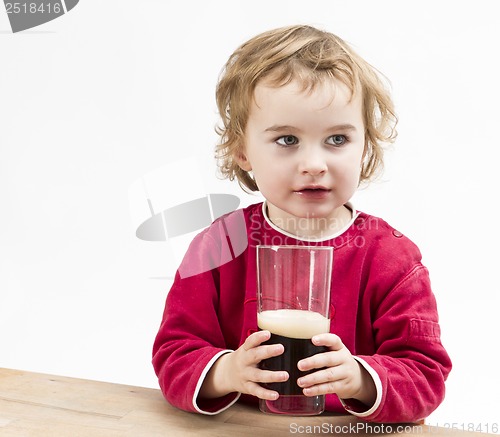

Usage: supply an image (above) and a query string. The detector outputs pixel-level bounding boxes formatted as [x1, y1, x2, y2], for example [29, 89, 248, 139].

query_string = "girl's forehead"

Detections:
[248, 77, 364, 129]
[253, 76, 357, 108]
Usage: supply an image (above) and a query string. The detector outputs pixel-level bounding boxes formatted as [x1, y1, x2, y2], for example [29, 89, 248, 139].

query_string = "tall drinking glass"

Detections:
[257, 245, 333, 415]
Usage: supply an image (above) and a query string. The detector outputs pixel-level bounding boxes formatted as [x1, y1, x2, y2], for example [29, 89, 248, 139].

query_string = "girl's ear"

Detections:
[234, 148, 252, 172]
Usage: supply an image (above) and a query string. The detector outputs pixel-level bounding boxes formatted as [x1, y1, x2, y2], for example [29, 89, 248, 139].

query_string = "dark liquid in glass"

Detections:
[259, 333, 327, 395]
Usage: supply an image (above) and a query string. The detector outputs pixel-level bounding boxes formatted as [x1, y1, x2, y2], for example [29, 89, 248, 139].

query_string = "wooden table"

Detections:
[0, 368, 488, 436]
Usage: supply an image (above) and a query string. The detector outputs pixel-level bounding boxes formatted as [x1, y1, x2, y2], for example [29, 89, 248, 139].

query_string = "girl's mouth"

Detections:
[294, 187, 331, 199]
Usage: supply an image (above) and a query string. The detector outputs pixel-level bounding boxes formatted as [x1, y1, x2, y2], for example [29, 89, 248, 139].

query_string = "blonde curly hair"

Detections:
[215, 25, 397, 192]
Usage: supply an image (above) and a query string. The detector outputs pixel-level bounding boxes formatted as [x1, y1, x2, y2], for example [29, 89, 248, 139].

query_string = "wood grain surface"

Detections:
[0, 368, 487, 436]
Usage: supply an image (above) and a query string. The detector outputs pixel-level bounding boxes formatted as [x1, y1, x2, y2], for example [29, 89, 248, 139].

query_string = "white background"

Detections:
[1, 0, 499, 428]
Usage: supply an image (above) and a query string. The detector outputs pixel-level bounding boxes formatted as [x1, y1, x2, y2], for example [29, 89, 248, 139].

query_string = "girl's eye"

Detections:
[327, 135, 347, 146]
[276, 135, 299, 147]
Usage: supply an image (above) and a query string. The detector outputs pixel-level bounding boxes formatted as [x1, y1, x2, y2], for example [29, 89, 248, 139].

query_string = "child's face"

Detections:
[237, 77, 365, 234]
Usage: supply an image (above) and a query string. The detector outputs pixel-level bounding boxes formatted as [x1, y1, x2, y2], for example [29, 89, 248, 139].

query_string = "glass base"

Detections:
[259, 394, 324, 416]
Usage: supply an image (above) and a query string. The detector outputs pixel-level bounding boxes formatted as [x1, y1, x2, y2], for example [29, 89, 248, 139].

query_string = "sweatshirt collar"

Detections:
[261, 201, 360, 243]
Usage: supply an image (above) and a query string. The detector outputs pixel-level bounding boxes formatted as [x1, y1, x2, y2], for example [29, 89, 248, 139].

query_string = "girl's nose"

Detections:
[297, 147, 328, 176]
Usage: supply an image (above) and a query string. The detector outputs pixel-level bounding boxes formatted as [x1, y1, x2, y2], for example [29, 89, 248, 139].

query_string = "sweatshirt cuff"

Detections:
[339, 356, 383, 418]
[193, 349, 241, 415]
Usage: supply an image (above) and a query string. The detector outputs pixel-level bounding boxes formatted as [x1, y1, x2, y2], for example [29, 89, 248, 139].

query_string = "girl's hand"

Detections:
[296, 333, 376, 407]
[200, 330, 289, 400]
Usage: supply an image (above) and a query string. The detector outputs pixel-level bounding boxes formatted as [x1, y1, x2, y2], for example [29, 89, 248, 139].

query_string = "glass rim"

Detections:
[256, 245, 333, 251]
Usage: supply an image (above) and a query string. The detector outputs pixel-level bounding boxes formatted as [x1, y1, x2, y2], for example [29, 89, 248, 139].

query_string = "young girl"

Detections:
[152, 25, 452, 423]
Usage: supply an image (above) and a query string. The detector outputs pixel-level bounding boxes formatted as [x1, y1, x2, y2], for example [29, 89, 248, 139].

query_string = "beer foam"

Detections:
[257, 309, 330, 339]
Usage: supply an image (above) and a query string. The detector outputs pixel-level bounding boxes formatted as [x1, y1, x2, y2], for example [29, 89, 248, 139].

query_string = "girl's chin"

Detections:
[267, 201, 345, 221]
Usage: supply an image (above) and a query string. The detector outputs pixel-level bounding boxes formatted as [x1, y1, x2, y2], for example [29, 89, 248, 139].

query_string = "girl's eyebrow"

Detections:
[264, 124, 358, 133]
[264, 125, 297, 133]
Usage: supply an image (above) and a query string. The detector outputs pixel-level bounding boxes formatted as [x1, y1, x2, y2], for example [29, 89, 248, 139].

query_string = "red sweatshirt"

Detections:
[152, 202, 452, 423]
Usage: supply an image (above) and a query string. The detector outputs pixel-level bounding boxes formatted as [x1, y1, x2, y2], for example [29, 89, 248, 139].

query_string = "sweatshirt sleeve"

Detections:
[350, 264, 452, 423]
[151, 226, 241, 414]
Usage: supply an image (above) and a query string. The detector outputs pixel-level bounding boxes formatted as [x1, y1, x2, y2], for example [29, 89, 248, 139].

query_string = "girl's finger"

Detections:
[254, 343, 285, 362]
[297, 366, 348, 388]
[242, 330, 271, 350]
[298, 350, 343, 372]
[248, 368, 289, 384]
[246, 381, 280, 401]
[311, 333, 344, 350]
[301, 379, 348, 397]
